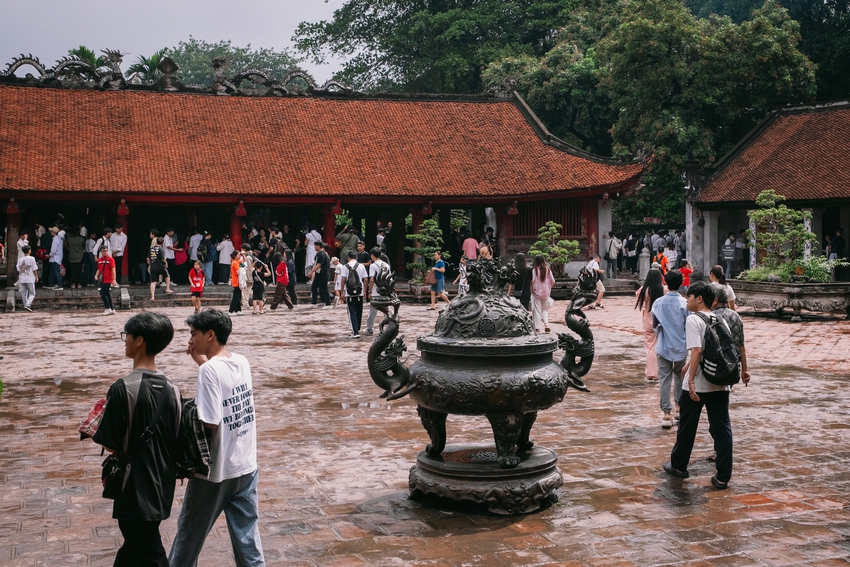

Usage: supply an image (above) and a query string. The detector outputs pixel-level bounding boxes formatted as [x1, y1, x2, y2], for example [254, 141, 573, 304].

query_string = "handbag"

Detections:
[424, 270, 437, 285]
[101, 377, 172, 499]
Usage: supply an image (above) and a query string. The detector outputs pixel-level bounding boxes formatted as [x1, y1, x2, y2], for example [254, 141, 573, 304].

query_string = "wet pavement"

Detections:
[0, 297, 848, 566]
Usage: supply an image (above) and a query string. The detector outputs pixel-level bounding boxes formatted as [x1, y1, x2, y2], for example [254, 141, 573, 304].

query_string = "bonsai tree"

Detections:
[405, 218, 445, 282]
[528, 221, 580, 277]
[747, 189, 815, 267]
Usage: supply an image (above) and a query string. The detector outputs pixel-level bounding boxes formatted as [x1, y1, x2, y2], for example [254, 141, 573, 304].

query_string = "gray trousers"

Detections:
[365, 304, 386, 333]
[657, 355, 685, 415]
[19, 282, 35, 308]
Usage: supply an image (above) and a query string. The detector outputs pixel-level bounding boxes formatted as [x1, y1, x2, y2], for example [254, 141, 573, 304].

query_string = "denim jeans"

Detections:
[202, 261, 214, 285]
[169, 469, 264, 567]
[657, 355, 685, 415]
[49, 261, 62, 287]
[19, 282, 35, 308]
[671, 390, 733, 483]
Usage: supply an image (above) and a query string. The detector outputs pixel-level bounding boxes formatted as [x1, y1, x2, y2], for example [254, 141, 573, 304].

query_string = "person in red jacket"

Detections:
[95, 245, 116, 315]
[269, 252, 294, 311]
[189, 260, 205, 313]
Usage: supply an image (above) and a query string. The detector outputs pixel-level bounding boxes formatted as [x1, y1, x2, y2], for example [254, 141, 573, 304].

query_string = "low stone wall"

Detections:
[733, 280, 850, 321]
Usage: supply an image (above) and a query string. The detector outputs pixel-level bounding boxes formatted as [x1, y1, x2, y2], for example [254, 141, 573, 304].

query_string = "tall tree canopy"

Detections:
[165, 37, 302, 85]
[294, 0, 576, 93]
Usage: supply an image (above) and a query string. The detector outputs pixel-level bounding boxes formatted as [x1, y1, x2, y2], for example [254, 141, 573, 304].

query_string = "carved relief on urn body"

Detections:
[367, 259, 596, 514]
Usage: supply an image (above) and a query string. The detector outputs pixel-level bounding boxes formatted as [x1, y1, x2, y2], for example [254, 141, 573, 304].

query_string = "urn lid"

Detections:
[418, 259, 557, 356]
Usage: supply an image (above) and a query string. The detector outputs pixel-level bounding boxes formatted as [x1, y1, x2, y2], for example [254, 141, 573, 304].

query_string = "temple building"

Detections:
[0, 55, 647, 280]
[687, 100, 850, 279]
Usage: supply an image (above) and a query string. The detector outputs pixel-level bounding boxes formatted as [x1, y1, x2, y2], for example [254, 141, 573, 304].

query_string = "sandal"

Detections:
[165, 290, 175, 294]
[595, 303, 604, 309]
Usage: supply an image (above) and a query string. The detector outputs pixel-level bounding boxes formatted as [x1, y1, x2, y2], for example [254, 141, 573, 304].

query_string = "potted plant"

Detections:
[405, 218, 446, 300]
[527, 221, 580, 280]
[736, 190, 850, 320]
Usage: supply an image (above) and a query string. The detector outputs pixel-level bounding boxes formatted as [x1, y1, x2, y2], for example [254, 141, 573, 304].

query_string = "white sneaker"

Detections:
[102, 309, 112, 315]
[110, 309, 116, 315]
[661, 414, 673, 429]
[159, 282, 166, 287]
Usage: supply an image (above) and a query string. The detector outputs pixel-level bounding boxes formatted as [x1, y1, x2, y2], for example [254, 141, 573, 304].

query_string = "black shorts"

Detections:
[252, 281, 265, 301]
[150, 264, 169, 278]
[191, 291, 202, 298]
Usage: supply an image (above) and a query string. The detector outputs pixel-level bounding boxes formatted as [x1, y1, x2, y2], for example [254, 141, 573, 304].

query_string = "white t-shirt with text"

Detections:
[196, 353, 258, 483]
[17, 256, 38, 284]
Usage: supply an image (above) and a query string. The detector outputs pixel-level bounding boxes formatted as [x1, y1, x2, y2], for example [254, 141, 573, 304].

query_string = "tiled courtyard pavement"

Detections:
[1, 296, 848, 566]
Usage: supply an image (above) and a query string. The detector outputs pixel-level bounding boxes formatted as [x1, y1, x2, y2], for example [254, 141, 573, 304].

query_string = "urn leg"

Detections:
[417, 406, 447, 457]
[486, 412, 524, 468]
[516, 412, 538, 452]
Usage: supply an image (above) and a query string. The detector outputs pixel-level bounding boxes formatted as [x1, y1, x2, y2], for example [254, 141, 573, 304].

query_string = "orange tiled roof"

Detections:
[0, 84, 643, 201]
[699, 102, 850, 204]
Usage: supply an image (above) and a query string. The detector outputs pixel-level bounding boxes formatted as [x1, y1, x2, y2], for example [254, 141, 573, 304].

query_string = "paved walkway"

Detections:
[0, 298, 848, 566]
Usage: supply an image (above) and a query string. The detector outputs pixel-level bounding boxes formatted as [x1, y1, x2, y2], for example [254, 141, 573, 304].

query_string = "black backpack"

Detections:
[346, 262, 363, 295]
[695, 312, 741, 386]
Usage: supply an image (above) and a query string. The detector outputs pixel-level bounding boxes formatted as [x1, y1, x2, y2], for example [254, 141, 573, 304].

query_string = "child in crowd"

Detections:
[95, 245, 116, 315]
[269, 252, 294, 311]
[189, 260, 205, 313]
[679, 259, 693, 296]
[453, 255, 469, 298]
[16, 245, 38, 312]
[332, 256, 344, 307]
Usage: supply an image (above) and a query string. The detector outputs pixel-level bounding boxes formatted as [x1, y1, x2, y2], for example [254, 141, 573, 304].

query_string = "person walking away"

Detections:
[331, 256, 344, 307]
[47, 225, 65, 289]
[66, 230, 85, 289]
[199, 231, 215, 286]
[228, 251, 243, 316]
[93, 312, 181, 567]
[147, 237, 174, 300]
[708, 265, 737, 310]
[16, 245, 38, 312]
[336, 225, 359, 261]
[636, 268, 666, 382]
[529, 254, 555, 332]
[308, 242, 332, 308]
[651, 269, 689, 429]
[285, 249, 298, 306]
[251, 258, 271, 315]
[605, 232, 621, 279]
[340, 250, 369, 338]
[216, 234, 235, 285]
[506, 252, 532, 310]
[304, 225, 322, 276]
[112, 223, 128, 286]
[584, 255, 605, 309]
[170, 310, 265, 566]
[365, 247, 388, 334]
[462, 232, 478, 260]
[663, 243, 678, 274]
[428, 251, 450, 310]
[664, 282, 750, 489]
[95, 246, 117, 315]
[453, 255, 470, 298]
[626, 234, 638, 275]
[269, 252, 294, 311]
[653, 247, 669, 275]
[189, 260, 205, 314]
[239, 244, 253, 310]
[188, 227, 203, 267]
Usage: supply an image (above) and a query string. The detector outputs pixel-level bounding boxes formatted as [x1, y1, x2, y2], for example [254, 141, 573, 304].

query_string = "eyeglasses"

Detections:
[120, 332, 130, 341]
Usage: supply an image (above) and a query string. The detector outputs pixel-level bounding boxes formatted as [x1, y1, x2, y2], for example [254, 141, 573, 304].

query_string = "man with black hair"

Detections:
[112, 223, 128, 286]
[308, 241, 332, 308]
[336, 225, 359, 260]
[663, 281, 748, 489]
[93, 312, 181, 567]
[341, 250, 369, 339]
[364, 247, 389, 335]
[651, 269, 689, 429]
[170, 309, 265, 566]
[830, 228, 845, 260]
[147, 237, 174, 300]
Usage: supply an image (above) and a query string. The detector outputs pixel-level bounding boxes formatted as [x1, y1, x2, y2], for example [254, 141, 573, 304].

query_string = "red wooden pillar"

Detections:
[117, 199, 130, 280]
[5, 198, 20, 288]
[324, 205, 338, 257]
[581, 196, 598, 259]
[231, 201, 247, 249]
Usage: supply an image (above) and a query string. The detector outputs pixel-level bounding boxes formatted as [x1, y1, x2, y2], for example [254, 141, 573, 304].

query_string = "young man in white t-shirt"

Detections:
[663, 281, 750, 490]
[340, 250, 369, 339]
[169, 310, 265, 566]
[364, 247, 389, 335]
[16, 245, 38, 312]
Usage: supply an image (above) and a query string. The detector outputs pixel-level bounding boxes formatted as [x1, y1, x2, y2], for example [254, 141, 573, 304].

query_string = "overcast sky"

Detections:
[0, 0, 348, 83]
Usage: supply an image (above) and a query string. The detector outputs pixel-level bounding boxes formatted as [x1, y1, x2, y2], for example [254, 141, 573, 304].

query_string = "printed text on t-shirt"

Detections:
[221, 383, 255, 431]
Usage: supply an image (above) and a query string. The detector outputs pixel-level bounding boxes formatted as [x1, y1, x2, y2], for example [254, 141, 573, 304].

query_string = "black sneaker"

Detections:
[710, 474, 728, 489]
[663, 462, 689, 478]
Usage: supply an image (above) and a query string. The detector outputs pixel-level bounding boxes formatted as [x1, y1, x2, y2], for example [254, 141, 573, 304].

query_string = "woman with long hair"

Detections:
[530, 254, 555, 333]
[709, 264, 737, 310]
[507, 252, 533, 310]
[636, 268, 666, 382]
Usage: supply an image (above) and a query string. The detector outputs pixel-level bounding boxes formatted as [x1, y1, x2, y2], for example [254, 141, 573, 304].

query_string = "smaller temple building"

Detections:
[687, 100, 850, 279]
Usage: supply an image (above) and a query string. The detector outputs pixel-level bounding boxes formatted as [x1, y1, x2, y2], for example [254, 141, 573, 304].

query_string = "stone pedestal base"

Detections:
[409, 444, 562, 515]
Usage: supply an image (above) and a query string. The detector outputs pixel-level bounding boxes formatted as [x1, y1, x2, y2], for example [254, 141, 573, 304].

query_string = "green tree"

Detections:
[294, 0, 576, 93]
[747, 189, 815, 267]
[165, 37, 302, 85]
[125, 48, 168, 84]
[528, 221, 580, 276]
[405, 218, 445, 282]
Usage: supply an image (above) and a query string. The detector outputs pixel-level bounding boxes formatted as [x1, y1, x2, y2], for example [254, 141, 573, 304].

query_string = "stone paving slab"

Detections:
[0, 297, 848, 566]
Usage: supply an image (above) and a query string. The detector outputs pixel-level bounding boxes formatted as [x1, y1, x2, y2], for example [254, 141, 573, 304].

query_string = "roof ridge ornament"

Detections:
[155, 57, 181, 91]
[487, 76, 518, 99]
